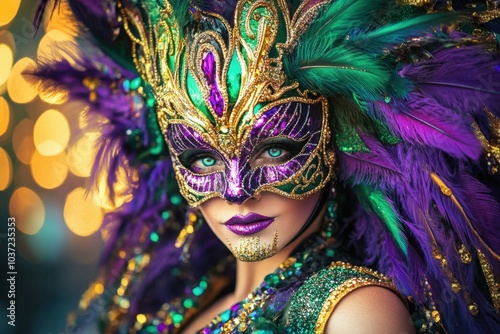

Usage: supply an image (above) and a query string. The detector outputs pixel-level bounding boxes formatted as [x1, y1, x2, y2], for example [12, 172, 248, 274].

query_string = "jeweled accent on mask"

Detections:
[227, 230, 279, 262]
[120, 0, 334, 205]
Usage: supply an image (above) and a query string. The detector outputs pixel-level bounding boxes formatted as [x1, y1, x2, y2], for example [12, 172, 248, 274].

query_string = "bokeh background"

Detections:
[1, 1, 124, 333]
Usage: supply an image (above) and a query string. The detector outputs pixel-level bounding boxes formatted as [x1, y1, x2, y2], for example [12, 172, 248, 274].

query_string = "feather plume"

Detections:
[349, 12, 458, 55]
[285, 1, 457, 100]
[354, 185, 408, 255]
[399, 44, 500, 118]
[339, 135, 404, 189]
[305, 0, 386, 39]
[373, 95, 482, 159]
[287, 49, 392, 100]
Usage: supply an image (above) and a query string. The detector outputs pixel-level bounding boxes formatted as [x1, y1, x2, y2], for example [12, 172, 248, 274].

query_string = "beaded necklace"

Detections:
[198, 234, 336, 333]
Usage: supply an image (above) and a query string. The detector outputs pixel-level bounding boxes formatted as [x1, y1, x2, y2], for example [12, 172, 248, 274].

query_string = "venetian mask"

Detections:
[120, 0, 335, 206]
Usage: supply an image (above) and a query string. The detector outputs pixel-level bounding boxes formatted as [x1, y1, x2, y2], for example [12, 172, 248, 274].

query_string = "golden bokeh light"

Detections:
[0, 96, 10, 137]
[67, 132, 98, 177]
[31, 151, 68, 189]
[7, 57, 38, 104]
[0, 0, 21, 27]
[12, 118, 35, 164]
[64, 187, 103, 237]
[9, 187, 45, 235]
[0, 43, 13, 86]
[0, 147, 13, 191]
[33, 109, 70, 156]
[37, 29, 76, 63]
[0, 31, 15, 94]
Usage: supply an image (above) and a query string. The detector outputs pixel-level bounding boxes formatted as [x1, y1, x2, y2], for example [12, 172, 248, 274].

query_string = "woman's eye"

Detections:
[263, 147, 286, 158]
[195, 156, 216, 168]
[251, 138, 305, 168]
[179, 150, 224, 174]
[266, 148, 283, 158]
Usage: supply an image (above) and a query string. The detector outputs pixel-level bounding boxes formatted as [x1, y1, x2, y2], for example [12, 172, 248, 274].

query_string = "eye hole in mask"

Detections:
[249, 137, 306, 169]
[178, 137, 306, 174]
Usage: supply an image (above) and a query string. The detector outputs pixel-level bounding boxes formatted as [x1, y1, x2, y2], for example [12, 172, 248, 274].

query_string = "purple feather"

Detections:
[339, 134, 404, 189]
[374, 94, 482, 159]
[399, 44, 500, 118]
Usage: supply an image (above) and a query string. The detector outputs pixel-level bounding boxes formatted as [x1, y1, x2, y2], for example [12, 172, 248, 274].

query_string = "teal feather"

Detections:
[286, 47, 392, 100]
[284, 0, 454, 100]
[307, 0, 387, 39]
[355, 185, 408, 255]
[349, 12, 459, 55]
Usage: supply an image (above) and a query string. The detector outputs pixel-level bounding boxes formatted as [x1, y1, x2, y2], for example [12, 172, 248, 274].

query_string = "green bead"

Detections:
[183, 298, 194, 308]
[264, 274, 280, 287]
[150, 232, 159, 242]
[147, 98, 156, 108]
[193, 287, 203, 296]
[171, 195, 182, 205]
[171, 313, 184, 324]
[131, 77, 142, 90]
[221, 309, 231, 322]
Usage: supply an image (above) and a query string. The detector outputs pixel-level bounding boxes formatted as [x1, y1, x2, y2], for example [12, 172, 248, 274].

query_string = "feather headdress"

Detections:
[33, 0, 500, 332]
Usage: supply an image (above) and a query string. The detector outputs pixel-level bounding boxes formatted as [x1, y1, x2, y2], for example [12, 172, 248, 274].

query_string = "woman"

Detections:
[34, 0, 500, 333]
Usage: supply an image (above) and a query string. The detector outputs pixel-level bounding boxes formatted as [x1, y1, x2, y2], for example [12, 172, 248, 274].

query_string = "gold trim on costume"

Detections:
[315, 262, 404, 333]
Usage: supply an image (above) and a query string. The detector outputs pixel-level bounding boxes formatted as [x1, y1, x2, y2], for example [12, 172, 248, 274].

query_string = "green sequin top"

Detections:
[285, 261, 401, 333]
[195, 235, 404, 334]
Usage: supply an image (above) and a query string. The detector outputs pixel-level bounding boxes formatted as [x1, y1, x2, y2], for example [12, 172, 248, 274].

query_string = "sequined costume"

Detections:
[33, 0, 500, 333]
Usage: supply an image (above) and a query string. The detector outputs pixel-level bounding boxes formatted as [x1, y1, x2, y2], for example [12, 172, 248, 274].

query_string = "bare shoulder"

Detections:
[325, 286, 415, 334]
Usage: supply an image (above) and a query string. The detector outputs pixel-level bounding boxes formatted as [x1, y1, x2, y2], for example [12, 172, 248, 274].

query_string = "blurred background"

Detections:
[1, 1, 122, 333]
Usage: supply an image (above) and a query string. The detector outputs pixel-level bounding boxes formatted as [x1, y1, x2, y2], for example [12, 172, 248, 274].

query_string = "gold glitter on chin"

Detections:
[227, 231, 279, 262]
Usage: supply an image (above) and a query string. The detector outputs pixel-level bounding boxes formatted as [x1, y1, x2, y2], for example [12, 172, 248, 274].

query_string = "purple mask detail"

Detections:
[167, 101, 324, 205]
[202, 52, 224, 117]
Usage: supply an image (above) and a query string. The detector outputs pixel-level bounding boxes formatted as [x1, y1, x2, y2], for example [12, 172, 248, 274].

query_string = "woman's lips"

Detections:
[224, 213, 275, 236]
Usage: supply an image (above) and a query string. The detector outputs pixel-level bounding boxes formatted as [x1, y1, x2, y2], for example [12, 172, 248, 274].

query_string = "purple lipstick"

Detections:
[224, 213, 275, 236]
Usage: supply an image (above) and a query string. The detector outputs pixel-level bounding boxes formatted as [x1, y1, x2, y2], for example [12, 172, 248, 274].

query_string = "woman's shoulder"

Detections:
[285, 261, 412, 333]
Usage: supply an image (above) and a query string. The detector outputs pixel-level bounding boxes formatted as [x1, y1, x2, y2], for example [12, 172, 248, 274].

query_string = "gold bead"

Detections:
[451, 282, 461, 293]
[440, 186, 452, 196]
[432, 310, 441, 322]
[469, 303, 479, 316]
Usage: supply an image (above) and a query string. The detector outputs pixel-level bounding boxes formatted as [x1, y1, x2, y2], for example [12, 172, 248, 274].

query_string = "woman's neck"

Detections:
[232, 209, 326, 300]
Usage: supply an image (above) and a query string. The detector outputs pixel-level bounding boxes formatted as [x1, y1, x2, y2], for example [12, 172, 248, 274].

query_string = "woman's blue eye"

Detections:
[267, 148, 283, 158]
[201, 157, 216, 166]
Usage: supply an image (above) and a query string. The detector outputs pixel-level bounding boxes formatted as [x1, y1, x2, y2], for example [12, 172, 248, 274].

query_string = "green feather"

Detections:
[355, 185, 408, 255]
[350, 12, 459, 55]
[286, 46, 392, 100]
[305, 0, 387, 40]
[285, 0, 455, 100]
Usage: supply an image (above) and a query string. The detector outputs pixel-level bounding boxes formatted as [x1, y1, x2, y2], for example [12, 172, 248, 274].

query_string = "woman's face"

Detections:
[199, 191, 321, 262]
